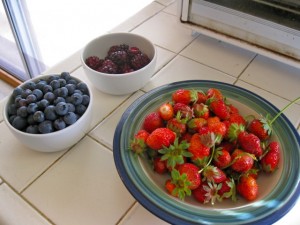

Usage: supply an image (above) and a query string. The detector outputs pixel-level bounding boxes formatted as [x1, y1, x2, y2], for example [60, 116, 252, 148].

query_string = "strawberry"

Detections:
[247, 118, 270, 141]
[202, 165, 227, 183]
[159, 138, 192, 170]
[172, 89, 198, 105]
[227, 113, 246, 126]
[213, 148, 231, 169]
[206, 88, 223, 100]
[187, 118, 207, 133]
[146, 128, 176, 150]
[196, 91, 207, 104]
[192, 181, 221, 204]
[167, 112, 187, 137]
[143, 112, 164, 133]
[168, 163, 201, 200]
[260, 141, 280, 173]
[192, 103, 209, 119]
[153, 157, 168, 174]
[217, 178, 236, 201]
[237, 175, 258, 201]
[217, 141, 236, 153]
[208, 121, 227, 140]
[188, 133, 211, 167]
[208, 99, 230, 120]
[158, 102, 174, 121]
[173, 103, 193, 120]
[130, 129, 149, 154]
[165, 179, 177, 197]
[231, 149, 255, 173]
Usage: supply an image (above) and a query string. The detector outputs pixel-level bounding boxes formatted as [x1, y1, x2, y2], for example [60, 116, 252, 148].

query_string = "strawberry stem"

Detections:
[269, 97, 300, 125]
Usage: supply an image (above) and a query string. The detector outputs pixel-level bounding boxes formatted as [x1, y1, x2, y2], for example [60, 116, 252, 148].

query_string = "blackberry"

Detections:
[108, 50, 128, 65]
[127, 46, 141, 57]
[118, 63, 134, 74]
[97, 59, 118, 74]
[85, 56, 101, 69]
[130, 53, 150, 70]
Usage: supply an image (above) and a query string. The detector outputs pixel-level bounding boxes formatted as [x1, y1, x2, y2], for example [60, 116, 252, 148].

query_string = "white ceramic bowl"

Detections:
[3, 74, 93, 152]
[81, 32, 157, 95]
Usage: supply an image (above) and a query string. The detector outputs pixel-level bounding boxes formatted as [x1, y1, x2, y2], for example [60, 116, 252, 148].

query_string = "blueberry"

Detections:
[36, 80, 47, 90]
[56, 87, 68, 98]
[12, 116, 27, 130]
[38, 120, 54, 134]
[44, 92, 55, 103]
[67, 103, 75, 112]
[7, 104, 17, 116]
[75, 104, 86, 116]
[37, 99, 49, 110]
[42, 85, 53, 94]
[17, 106, 28, 118]
[53, 97, 65, 105]
[27, 114, 36, 125]
[55, 102, 69, 116]
[32, 89, 43, 100]
[21, 89, 32, 98]
[64, 112, 77, 125]
[44, 105, 58, 120]
[70, 93, 83, 105]
[12, 87, 23, 97]
[58, 78, 66, 87]
[81, 94, 90, 106]
[27, 103, 38, 114]
[26, 125, 39, 134]
[50, 79, 60, 90]
[53, 118, 66, 130]
[77, 82, 89, 94]
[23, 81, 36, 90]
[65, 83, 76, 95]
[47, 75, 60, 83]
[61, 72, 71, 81]
[73, 89, 83, 95]
[26, 94, 37, 104]
[18, 98, 27, 107]
[33, 111, 45, 123]
[67, 79, 77, 85]
[9, 115, 17, 124]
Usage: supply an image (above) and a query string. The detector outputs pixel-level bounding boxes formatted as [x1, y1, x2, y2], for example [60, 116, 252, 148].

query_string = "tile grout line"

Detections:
[116, 201, 138, 225]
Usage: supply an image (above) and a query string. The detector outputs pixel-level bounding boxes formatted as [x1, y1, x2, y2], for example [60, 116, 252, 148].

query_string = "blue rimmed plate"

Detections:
[113, 80, 300, 225]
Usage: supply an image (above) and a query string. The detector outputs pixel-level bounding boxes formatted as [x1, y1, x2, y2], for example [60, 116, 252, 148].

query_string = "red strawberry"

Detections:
[217, 141, 236, 153]
[231, 149, 255, 173]
[130, 129, 149, 154]
[165, 179, 177, 197]
[213, 148, 231, 169]
[260, 141, 280, 173]
[178, 163, 201, 190]
[247, 118, 271, 141]
[196, 91, 207, 104]
[187, 118, 207, 133]
[192, 181, 220, 204]
[146, 128, 176, 150]
[167, 113, 187, 137]
[158, 102, 174, 121]
[227, 113, 246, 126]
[192, 103, 210, 119]
[208, 121, 227, 139]
[173, 103, 193, 120]
[217, 178, 236, 201]
[188, 133, 211, 167]
[208, 99, 230, 120]
[237, 175, 258, 201]
[202, 165, 227, 183]
[238, 132, 262, 157]
[153, 157, 168, 174]
[143, 112, 164, 133]
[206, 88, 223, 100]
[172, 89, 198, 105]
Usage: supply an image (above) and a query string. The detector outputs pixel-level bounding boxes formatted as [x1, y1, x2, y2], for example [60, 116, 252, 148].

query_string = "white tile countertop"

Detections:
[0, 1, 299, 225]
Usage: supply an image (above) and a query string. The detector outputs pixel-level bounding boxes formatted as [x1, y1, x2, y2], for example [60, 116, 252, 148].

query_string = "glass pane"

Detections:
[0, 3, 29, 81]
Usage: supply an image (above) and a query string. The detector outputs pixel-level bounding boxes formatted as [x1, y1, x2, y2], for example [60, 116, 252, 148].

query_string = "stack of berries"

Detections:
[85, 44, 151, 74]
[130, 88, 284, 204]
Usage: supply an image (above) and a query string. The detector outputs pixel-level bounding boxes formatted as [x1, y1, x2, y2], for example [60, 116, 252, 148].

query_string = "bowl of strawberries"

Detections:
[113, 80, 300, 225]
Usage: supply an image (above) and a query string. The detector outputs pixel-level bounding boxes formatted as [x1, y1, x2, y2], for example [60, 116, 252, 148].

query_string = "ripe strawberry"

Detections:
[165, 179, 177, 197]
[247, 118, 271, 141]
[202, 165, 227, 183]
[173, 103, 193, 120]
[187, 118, 207, 133]
[231, 149, 255, 173]
[143, 112, 164, 133]
[260, 141, 280, 173]
[178, 163, 201, 190]
[153, 157, 168, 174]
[158, 102, 174, 121]
[227, 104, 240, 114]
[208, 99, 230, 120]
[167, 113, 187, 137]
[146, 128, 176, 150]
[237, 175, 258, 201]
[192, 103, 209, 119]
[217, 178, 236, 201]
[130, 129, 149, 154]
[206, 88, 223, 100]
[227, 113, 246, 126]
[238, 132, 262, 157]
[192, 181, 221, 204]
[172, 89, 198, 105]
[217, 141, 236, 153]
[196, 91, 207, 104]
[188, 133, 211, 167]
[213, 148, 231, 169]
[208, 121, 227, 139]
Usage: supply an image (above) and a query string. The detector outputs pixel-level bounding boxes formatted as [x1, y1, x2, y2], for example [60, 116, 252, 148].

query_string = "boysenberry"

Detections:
[85, 56, 102, 69]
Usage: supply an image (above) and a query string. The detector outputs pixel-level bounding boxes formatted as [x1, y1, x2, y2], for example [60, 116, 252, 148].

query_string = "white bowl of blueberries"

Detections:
[3, 72, 92, 152]
[81, 32, 157, 95]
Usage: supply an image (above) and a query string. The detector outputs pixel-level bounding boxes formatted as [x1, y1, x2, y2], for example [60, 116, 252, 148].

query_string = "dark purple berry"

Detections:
[85, 56, 101, 69]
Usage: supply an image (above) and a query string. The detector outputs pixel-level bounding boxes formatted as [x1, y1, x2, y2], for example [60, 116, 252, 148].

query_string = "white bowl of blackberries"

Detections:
[81, 32, 157, 95]
[3, 72, 92, 152]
